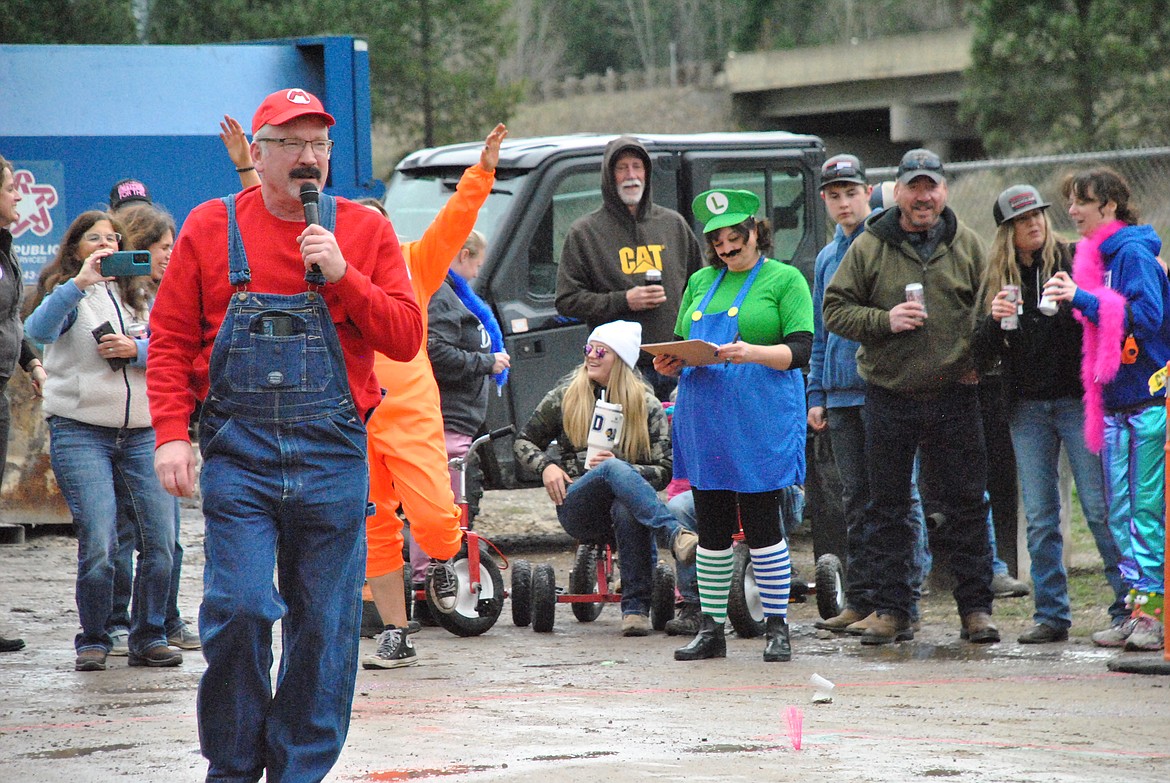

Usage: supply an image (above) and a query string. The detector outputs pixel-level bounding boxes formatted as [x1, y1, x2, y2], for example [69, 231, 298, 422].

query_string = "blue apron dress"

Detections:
[672, 258, 806, 493]
[196, 192, 372, 782]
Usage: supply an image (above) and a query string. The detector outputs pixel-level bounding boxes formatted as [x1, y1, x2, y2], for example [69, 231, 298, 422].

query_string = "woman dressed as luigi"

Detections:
[654, 189, 814, 662]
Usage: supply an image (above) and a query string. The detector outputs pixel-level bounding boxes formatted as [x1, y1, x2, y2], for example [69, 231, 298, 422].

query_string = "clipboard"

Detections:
[641, 339, 722, 367]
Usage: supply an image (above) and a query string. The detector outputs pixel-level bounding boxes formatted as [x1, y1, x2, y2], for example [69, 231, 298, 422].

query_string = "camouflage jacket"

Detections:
[513, 377, 673, 490]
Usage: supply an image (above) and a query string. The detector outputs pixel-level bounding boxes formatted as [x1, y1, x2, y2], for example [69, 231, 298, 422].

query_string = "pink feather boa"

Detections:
[1072, 220, 1128, 453]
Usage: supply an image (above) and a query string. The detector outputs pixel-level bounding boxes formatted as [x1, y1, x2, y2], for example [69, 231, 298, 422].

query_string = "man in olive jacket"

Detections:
[822, 148, 997, 647]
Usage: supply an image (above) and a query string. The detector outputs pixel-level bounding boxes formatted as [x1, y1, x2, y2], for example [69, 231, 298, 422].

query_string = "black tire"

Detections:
[569, 544, 605, 623]
[815, 553, 846, 621]
[650, 561, 676, 631]
[427, 545, 505, 638]
[511, 559, 532, 627]
[532, 563, 557, 633]
[727, 543, 765, 639]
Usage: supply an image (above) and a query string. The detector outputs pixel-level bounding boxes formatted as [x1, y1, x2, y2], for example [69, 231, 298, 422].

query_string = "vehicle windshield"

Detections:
[382, 169, 523, 245]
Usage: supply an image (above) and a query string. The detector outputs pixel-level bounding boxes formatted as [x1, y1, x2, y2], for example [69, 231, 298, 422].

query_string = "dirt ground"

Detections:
[2, 489, 1169, 783]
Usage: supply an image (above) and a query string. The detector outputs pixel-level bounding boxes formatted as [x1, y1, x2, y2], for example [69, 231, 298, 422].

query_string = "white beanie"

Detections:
[588, 320, 642, 369]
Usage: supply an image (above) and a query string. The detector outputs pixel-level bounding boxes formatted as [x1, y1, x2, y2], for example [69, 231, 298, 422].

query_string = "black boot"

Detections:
[763, 616, 791, 662]
[674, 614, 726, 661]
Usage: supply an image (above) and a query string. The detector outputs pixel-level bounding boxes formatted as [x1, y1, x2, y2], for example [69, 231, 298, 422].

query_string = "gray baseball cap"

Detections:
[993, 184, 1049, 226]
[896, 148, 945, 185]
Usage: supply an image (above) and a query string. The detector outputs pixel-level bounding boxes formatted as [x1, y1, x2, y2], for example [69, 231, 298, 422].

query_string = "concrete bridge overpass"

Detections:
[725, 27, 981, 165]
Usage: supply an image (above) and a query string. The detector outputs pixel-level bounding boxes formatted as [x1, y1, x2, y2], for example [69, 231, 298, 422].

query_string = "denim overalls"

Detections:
[197, 193, 370, 783]
[672, 259, 806, 493]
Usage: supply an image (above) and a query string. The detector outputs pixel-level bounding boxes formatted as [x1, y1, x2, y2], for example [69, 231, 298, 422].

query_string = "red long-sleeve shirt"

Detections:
[147, 186, 421, 446]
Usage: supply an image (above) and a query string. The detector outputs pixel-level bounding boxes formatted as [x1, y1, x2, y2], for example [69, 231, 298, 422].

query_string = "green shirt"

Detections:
[675, 259, 813, 345]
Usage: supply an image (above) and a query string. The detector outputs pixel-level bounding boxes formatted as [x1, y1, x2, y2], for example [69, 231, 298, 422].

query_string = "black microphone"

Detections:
[299, 183, 322, 279]
[299, 183, 320, 225]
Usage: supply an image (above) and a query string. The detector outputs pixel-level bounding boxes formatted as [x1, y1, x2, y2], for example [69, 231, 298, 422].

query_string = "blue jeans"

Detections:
[1011, 397, 1127, 629]
[555, 459, 681, 615]
[111, 497, 186, 636]
[198, 410, 369, 783]
[864, 384, 993, 619]
[48, 416, 174, 654]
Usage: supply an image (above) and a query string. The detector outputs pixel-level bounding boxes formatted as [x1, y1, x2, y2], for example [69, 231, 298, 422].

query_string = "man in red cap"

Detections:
[147, 88, 421, 782]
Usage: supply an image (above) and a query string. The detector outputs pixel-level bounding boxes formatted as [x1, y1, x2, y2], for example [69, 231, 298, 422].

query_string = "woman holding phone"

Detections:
[25, 210, 179, 672]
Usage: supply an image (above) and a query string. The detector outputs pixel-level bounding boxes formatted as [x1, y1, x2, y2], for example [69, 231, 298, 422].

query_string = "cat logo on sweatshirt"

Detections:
[619, 244, 665, 275]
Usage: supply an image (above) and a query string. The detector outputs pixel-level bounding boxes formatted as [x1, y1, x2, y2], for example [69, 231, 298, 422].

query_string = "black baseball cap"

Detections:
[109, 179, 152, 210]
[896, 149, 945, 185]
[820, 154, 867, 189]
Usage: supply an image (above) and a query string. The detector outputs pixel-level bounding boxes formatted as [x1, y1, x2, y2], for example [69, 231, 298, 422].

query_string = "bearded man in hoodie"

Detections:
[555, 137, 703, 400]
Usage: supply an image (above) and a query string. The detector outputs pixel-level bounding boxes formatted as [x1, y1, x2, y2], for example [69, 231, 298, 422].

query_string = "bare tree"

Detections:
[498, 0, 565, 85]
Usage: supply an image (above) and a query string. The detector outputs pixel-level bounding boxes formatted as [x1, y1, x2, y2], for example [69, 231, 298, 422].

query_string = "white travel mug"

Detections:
[585, 399, 624, 468]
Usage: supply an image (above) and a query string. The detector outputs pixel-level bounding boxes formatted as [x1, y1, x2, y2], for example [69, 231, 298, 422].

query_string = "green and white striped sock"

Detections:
[697, 546, 734, 624]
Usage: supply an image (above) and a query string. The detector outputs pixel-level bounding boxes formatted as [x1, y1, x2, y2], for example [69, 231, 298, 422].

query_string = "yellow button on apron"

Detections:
[691, 311, 702, 321]
[727, 306, 739, 317]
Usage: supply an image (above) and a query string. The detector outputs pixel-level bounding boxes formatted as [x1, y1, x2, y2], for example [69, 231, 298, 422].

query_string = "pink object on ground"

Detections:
[785, 706, 803, 751]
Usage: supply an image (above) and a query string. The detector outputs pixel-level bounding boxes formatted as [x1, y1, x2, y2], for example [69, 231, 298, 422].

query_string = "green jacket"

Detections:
[513, 375, 672, 490]
[822, 206, 986, 394]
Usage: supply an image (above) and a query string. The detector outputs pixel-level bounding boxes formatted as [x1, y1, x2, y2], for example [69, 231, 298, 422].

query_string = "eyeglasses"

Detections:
[83, 232, 121, 244]
[256, 137, 335, 156]
[583, 344, 608, 359]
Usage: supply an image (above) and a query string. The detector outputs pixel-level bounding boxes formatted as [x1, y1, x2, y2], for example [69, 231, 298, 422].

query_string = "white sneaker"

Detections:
[1123, 615, 1164, 652]
[108, 628, 129, 657]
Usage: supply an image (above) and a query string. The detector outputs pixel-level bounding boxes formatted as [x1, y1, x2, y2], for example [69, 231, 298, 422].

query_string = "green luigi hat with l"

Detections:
[692, 189, 761, 234]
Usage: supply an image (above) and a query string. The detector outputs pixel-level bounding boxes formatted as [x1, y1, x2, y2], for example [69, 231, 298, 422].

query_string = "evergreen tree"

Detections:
[962, 0, 1170, 154]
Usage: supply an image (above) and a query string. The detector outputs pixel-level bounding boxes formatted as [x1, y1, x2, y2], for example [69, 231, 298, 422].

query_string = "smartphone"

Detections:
[101, 250, 152, 277]
[91, 321, 129, 371]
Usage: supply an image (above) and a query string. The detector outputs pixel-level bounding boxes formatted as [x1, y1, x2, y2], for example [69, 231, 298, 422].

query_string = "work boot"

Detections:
[74, 648, 107, 671]
[671, 529, 699, 564]
[991, 572, 1030, 599]
[664, 603, 701, 636]
[844, 611, 880, 636]
[815, 607, 866, 633]
[1017, 623, 1068, 644]
[129, 643, 183, 667]
[960, 612, 1000, 644]
[621, 613, 651, 637]
[763, 616, 791, 662]
[674, 614, 726, 661]
[859, 613, 913, 646]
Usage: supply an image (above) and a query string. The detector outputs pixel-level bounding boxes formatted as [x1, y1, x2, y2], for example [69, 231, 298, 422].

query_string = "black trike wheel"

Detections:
[815, 553, 846, 620]
[511, 559, 532, 627]
[650, 560, 676, 631]
[426, 544, 505, 637]
[569, 544, 605, 623]
[727, 543, 765, 639]
[531, 563, 557, 633]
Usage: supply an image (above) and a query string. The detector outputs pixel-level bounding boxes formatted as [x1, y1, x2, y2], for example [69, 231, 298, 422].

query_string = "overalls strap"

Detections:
[220, 192, 339, 287]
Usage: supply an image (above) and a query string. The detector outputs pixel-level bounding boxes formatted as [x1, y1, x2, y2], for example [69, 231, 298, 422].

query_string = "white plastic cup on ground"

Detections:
[809, 672, 835, 703]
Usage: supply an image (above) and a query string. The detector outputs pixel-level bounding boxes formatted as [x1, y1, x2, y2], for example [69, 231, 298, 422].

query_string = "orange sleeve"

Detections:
[410, 164, 495, 299]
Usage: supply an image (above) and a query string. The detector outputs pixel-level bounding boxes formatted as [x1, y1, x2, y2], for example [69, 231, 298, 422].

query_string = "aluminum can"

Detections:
[126, 322, 147, 339]
[1038, 284, 1060, 317]
[1001, 285, 1021, 330]
[645, 268, 662, 285]
[904, 282, 926, 315]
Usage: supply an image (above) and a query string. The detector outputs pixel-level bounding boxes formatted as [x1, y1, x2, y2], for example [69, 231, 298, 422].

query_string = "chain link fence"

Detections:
[868, 146, 1170, 245]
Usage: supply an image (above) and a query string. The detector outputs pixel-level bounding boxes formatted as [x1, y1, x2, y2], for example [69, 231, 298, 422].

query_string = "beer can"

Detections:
[126, 322, 147, 339]
[904, 282, 926, 315]
[1001, 285, 1021, 330]
[645, 268, 662, 285]
[1038, 281, 1059, 316]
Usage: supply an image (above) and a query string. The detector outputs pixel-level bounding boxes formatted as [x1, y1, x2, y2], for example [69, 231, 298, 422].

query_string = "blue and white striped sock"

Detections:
[750, 540, 792, 619]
